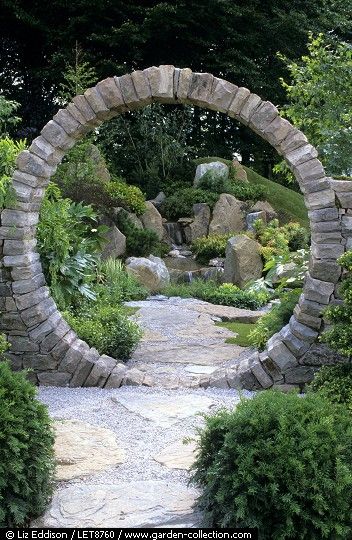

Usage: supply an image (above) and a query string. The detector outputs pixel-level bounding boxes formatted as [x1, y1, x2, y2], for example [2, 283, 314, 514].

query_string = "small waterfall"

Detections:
[163, 222, 184, 246]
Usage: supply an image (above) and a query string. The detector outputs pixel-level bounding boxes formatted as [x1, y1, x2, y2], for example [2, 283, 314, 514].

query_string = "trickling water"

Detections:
[163, 222, 184, 245]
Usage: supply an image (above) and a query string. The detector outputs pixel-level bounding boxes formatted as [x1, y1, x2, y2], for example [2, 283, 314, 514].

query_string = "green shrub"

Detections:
[192, 234, 233, 264]
[95, 258, 148, 303]
[161, 188, 219, 220]
[64, 305, 142, 360]
[229, 182, 267, 202]
[191, 390, 352, 538]
[254, 219, 309, 262]
[322, 251, 352, 358]
[0, 360, 55, 527]
[0, 137, 26, 210]
[309, 364, 352, 413]
[114, 209, 167, 257]
[249, 288, 302, 350]
[162, 280, 269, 310]
[196, 167, 267, 202]
[104, 178, 146, 215]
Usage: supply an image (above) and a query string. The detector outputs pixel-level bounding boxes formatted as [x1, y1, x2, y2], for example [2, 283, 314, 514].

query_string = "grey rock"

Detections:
[184, 203, 210, 243]
[209, 193, 245, 235]
[284, 366, 317, 384]
[309, 259, 341, 284]
[194, 161, 229, 187]
[301, 344, 348, 366]
[140, 201, 164, 240]
[246, 211, 266, 231]
[267, 337, 298, 372]
[289, 316, 319, 343]
[104, 364, 127, 388]
[123, 368, 145, 386]
[304, 275, 335, 305]
[251, 201, 277, 221]
[126, 255, 170, 292]
[223, 235, 263, 288]
[37, 371, 72, 386]
[100, 219, 126, 259]
[150, 191, 166, 209]
[280, 325, 310, 357]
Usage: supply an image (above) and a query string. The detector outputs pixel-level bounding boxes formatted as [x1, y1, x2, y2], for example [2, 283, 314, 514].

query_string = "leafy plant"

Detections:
[197, 169, 266, 202]
[162, 280, 269, 310]
[0, 359, 55, 527]
[105, 179, 146, 215]
[191, 390, 352, 538]
[0, 137, 27, 210]
[59, 42, 97, 104]
[264, 249, 309, 289]
[253, 219, 309, 263]
[0, 95, 21, 136]
[249, 288, 302, 350]
[115, 209, 167, 257]
[322, 251, 352, 358]
[192, 233, 233, 264]
[95, 257, 148, 303]
[161, 187, 219, 220]
[64, 305, 142, 359]
[309, 364, 352, 413]
[37, 183, 108, 307]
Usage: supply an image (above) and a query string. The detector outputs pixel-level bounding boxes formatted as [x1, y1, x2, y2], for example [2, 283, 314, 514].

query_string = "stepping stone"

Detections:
[111, 393, 214, 427]
[154, 440, 197, 470]
[132, 343, 243, 365]
[54, 419, 125, 481]
[190, 302, 266, 323]
[32, 480, 199, 528]
[185, 365, 218, 375]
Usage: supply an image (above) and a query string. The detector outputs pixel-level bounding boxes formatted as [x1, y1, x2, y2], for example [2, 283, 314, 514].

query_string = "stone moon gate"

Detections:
[0, 65, 351, 390]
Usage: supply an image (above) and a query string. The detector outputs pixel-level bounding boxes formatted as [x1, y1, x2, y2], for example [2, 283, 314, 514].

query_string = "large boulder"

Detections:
[100, 216, 126, 259]
[113, 207, 143, 229]
[126, 255, 170, 292]
[223, 235, 263, 288]
[251, 201, 277, 222]
[194, 161, 229, 187]
[140, 201, 164, 240]
[184, 203, 211, 243]
[150, 191, 166, 209]
[209, 194, 245, 235]
[232, 158, 248, 182]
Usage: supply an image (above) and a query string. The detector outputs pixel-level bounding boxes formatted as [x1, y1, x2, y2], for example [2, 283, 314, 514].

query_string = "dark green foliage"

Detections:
[162, 281, 269, 310]
[64, 305, 141, 359]
[197, 169, 266, 202]
[37, 183, 107, 308]
[322, 251, 352, 358]
[309, 364, 352, 413]
[0, 137, 26, 210]
[161, 188, 219, 220]
[0, 359, 55, 527]
[191, 390, 352, 538]
[249, 288, 302, 350]
[115, 209, 167, 257]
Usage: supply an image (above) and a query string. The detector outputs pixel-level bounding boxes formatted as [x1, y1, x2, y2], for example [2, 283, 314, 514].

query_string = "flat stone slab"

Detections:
[131, 343, 243, 365]
[111, 393, 214, 427]
[54, 419, 125, 480]
[32, 480, 199, 528]
[190, 302, 265, 323]
[185, 365, 218, 375]
[154, 440, 197, 470]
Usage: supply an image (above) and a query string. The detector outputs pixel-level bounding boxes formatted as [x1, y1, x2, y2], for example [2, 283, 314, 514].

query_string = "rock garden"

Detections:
[1, 13, 352, 535]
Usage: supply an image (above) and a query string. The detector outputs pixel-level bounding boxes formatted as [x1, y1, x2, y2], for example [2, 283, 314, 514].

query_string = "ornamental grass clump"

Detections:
[0, 337, 55, 527]
[191, 390, 352, 539]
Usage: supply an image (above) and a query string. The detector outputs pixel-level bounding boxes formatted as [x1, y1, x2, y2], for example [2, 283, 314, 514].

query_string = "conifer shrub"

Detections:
[0, 338, 55, 527]
[191, 390, 352, 538]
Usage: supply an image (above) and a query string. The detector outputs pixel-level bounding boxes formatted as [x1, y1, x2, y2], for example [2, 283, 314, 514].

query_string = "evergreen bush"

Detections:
[191, 390, 352, 538]
[309, 363, 352, 413]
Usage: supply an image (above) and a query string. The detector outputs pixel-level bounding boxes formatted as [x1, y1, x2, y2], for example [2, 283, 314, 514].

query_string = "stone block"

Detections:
[335, 191, 352, 208]
[249, 101, 278, 133]
[299, 177, 332, 194]
[29, 136, 65, 166]
[175, 68, 193, 101]
[286, 144, 318, 169]
[28, 311, 62, 342]
[301, 343, 348, 366]
[84, 355, 117, 387]
[267, 337, 298, 372]
[251, 360, 273, 389]
[260, 351, 284, 383]
[70, 349, 99, 387]
[72, 95, 100, 125]
[289, 315, 319, 343]
[293, 305, 321, 330]
[20, 297, 56, 328]
[16, 150, 54, 178]
[59, 340, 84, 373]
[0, 312, 27, 331]
[305, 189, 335, 210]
[145, 65, 175, 103]
[207, 78, 238, 113]
[38, 371, 72, 387]
[131, 70, 153, 106]
[50, 330, 77, 361]
[12, 169, 48, 188]
[342, 216, 352, 233]
[12, 273, 46, 294]
[294, 158, 325, 183]
[309, 259, 341, 283]
[280, 325, 310, 357]
[188, 72, 214, 107]
[84, 87, 114, 120]
[96, 77, 127, 111]
[311, 230, 342, 244]
[3, 251, 40, 268]
[117, 74, 141, 110]
[54, 108, 89, 138]
[1, 209, 39, 228]
[3, 238, 37, 256]
[208, 369, 229, 389]
[123, 368, 145, 386]
[280, 129, 308, 153]
[304, 275, 335, 304]
[23, 353, 58, 371]
[104, 364, 128, 388]
[263, 116, 292, 147]
[238, 93, 262, 125]
[66, 102, 91, 126]
[14, 286, 49, 311]
[40, 319, 71, 353]
[311, 242, 344, 260]
[41, 120, 76, 151]
[11, 261, 43, 281]
[308, 207, 339, 222]
[284, 366, 316, 384]
[227, 87, 250, 118]
[7, 335, 39, 353]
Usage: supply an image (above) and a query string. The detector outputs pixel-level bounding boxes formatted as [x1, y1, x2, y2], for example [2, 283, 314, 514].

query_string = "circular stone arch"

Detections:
[0, 65, 346, 390]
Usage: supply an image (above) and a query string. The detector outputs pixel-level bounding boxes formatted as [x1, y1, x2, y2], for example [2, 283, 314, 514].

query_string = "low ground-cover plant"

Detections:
[191, 390, 352, 538]
[322, 251, 352, 358]
[309, 364, 352, 413]
[216, 321, 256, 346]
[249, 288, 302, 350]
[162, 280, 269, 310]
[161, 187, 219, 220]
[192, 234, 233, 264]
[0, 335, 55, 527]
[95, 258, 148, 303]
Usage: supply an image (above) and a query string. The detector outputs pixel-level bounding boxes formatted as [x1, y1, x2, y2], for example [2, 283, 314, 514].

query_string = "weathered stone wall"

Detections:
[0, 65, 350, 389]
